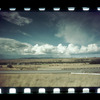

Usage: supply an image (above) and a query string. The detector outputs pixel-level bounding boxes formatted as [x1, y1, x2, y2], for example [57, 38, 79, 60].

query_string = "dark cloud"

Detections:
[0, 38, 32, 55]
[0, 12, 32, 26]
[55, 12, 100, 46]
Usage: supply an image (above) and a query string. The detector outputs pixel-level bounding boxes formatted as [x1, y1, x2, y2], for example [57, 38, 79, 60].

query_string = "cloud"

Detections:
[0, 37, 100, 59]
[17, 30, 31, 37]
[66, 44, 80, 55]
[56, 44, 66, 53]
[55, 20, 95, 45]
[55, 12, 100, 46]
[0, 38, 33, 56]
[30, 44, 55, 55]
[79, 44, 100, 53]
[0, 12, 32, 26]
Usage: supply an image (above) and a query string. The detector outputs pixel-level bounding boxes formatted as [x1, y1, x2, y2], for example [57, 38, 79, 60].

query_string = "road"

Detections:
[0, 67, 100, 74]
[0, 70, 71, 74]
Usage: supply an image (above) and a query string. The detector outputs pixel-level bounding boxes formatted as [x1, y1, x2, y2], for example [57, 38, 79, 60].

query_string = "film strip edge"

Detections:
[0, 7, 100, 11]
[0, 87, 100, 94]
[0, 6, 100, 95]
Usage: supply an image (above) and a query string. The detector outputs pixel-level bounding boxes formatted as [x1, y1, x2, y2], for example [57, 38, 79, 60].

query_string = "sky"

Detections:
[0, 11, 100, 59]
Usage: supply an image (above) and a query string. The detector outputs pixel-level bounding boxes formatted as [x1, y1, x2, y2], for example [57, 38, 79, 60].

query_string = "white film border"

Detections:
[68, 88, 75, 93]
[53, 7, 60, 11]
[0, 88, 2, 94]
[82, 88, 90, 93]
[82, 7, 90, 11]
[53, 88, 60, 94]
[38, 88, 46, 94]
[9, 88, 16, 94]
[39, 8, 45, 11]
[0, 87, 99, 94]
[68, 7, 75, 11]
[9, 8, 16, 11]
[0, 7, 100, 11]
[24, 8, 31, 11]
[24, 88, 31, 94]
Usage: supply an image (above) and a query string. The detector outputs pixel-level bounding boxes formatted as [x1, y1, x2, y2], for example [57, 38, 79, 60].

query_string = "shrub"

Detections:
[0, 65, 2, 68]
[7, 64, 13, 68]
[89, 59, 100, 64]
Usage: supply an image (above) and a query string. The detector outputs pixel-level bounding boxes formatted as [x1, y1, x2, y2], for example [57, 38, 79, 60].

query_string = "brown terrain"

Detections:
[0, 57, 100, 87]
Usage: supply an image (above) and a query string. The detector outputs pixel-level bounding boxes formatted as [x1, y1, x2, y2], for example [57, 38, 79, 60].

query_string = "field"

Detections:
[0, 57, 100, 87]
[1, 73, 100, 87]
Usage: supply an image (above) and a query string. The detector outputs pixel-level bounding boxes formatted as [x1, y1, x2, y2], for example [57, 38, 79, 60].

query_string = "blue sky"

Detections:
[0, 11, 100, 59]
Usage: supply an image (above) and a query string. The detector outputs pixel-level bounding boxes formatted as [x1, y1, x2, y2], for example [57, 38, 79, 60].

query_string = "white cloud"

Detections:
[0, 12, 32, 26]
[79, 44, 100, 53]
[0, 37, 100, 58]
[31, 44, 55, 55]
[56, 44, 66, 53]
[66, 44, 80, 54]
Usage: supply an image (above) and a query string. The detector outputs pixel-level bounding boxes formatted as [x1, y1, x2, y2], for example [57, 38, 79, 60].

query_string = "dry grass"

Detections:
[0, 73, 100, 87]
[0, 57, 93, 64]
[0, 58, 100, 87]
[0, 63, 100, 71]
[0, 58, 100, 71]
